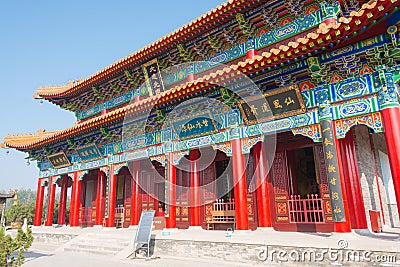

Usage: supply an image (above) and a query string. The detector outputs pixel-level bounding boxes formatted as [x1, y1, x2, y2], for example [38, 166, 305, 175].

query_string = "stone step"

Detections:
[68, 243, 130, 249]
[86, 233, 133, 237]
[64, 247, 117, 256]
[68, 243, 127, 251]
[70, 238, 131, 245]
[61, 231, 133, 257]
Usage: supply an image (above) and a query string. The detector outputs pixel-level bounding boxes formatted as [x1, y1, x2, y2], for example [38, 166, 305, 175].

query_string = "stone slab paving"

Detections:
[21, 226, 400, 266]
[24, 245, 267, 267]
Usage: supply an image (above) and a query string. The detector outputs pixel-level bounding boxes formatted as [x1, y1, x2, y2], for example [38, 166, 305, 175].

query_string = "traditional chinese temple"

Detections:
[2, 0, 400, 233]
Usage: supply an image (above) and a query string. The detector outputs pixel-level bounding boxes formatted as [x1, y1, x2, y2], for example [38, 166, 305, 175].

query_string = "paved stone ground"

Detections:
[24, 243, 265, 267]
[15, 226, 400, 267]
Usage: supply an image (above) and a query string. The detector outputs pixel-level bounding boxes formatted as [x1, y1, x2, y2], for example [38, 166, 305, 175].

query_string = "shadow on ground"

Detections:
[24, 251, 52, 262]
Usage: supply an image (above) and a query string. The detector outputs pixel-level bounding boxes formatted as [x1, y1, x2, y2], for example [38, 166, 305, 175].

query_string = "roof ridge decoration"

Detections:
[4, 0, 397, 150]
[2, 130, 60, 148]
[36, 0, 254, 98]
[35, 80, 81, 97]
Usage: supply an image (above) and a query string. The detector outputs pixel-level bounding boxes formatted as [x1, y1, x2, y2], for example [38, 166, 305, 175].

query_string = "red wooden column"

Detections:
[45, 176, 56, 226]
[106, 164, 117, 227]
[131, 161, 141, 226]
[246, 49, 257, 60]
[70, 172, 82, 227]
[34, 179, 45, 226]
[338, 130, 368, 229]
[166, 153, 177, 229]
[95, 170, 105, 225]
[382, 107, 400, 217]
[57, 175, 68, 225]
[69, 173, 76, 226]
[189, 149, 201, 227]
[99, 171, 106, 224]
[253, 142, 272, 228]
[231, 138, 249, 230]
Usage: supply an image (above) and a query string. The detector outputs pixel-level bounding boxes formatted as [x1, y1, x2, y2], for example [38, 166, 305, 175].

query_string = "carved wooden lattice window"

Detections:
[272, 152, 288, 195]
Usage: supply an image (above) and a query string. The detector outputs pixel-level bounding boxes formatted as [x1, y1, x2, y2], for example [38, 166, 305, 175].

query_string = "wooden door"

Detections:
[202, 162, 217, 228]
[140, 172, 155, 212]
[270, 151, 290, 224]
[314, 145, 334, 223]
[176, 169, 190, 229]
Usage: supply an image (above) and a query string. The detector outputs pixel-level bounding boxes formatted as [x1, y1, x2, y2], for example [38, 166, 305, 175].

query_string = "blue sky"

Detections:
[0, 0, 224, 190]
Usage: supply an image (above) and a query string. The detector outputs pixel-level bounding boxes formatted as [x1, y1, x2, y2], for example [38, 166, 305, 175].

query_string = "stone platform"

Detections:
[26, 226, 400, 266]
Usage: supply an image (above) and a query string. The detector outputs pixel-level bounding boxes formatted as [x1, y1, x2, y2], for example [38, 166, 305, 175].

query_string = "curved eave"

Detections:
[6, 0, 397, 151]
[0, 194, 15, 199]
[36, 0, 260, 99]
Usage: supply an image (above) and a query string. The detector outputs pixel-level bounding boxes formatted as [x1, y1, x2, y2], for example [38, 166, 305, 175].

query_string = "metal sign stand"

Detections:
[133, 210, 156, 260]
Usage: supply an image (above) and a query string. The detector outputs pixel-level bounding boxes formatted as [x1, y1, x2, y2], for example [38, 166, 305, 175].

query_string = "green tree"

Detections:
[5, 203, 34, 225]
[0, 227, 33, 267]
[13, 189, 36, 206]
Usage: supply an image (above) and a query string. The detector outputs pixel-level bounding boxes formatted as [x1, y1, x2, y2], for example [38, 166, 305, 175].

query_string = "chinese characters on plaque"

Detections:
[171, 111, 219, 140]
[164, 165, 170, 218]
[75, 144, 102, 163]
[320, 119, 346, 222]
[47, 152, 71, 169]
[142, 58, 165, 96]
[238, 85, 306, 125]
[104, 170, 110, 218]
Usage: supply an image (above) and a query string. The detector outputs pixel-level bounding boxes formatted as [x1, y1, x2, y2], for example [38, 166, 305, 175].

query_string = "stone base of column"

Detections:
[102, 227, 118, 231]
[93, 224, 103, 228]
[188, 226, 203, 230]
[233, 229, 252, 235]
[255, 227, 275, 232]
[353, 229, 373, 236]
[162, 228, 179, 235]
[328, 231, 357, 240]
[128, 225, 138, 230]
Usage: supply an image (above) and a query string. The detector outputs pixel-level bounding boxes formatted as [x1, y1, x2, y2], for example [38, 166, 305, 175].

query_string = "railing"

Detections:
[288, 194, 325, 223]
[115, 205, 125, 228]
[115, 205, 125, 214]
[207, 199, 236, 230]
[79, 207, 93, 227]
[213, 199, 235, 211]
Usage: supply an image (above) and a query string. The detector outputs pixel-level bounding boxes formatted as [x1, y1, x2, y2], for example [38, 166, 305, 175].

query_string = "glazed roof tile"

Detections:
[36, 0, 257, 99]
[3, 0, 396, 150]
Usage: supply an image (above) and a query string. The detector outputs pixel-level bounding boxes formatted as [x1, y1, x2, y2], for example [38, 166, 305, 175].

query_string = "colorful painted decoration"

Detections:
[142, 58, 165, 96]
[170, 111, 219, 140]
[47, 152, 71, 169]
[238, 85, 306, 125]
[75, 144, 102, 163]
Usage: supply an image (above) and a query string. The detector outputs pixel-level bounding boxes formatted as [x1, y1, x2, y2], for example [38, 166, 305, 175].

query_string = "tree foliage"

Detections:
[0, 227, 33, 267]
[12, 189, 35, 206]
[5, 204, 34, 225]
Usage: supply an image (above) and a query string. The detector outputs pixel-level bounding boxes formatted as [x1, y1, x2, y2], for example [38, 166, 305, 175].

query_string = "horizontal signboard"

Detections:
[47, 152, 71, 169]
[238, 85, 306, 125]
[76, 143, 102, 163]
[171, 111, 219, 140]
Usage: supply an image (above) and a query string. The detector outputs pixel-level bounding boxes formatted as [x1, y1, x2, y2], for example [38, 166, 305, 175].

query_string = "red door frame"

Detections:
[268, 133, 334, 232]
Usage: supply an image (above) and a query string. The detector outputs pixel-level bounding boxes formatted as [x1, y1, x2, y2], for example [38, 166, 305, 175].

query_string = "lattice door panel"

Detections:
[271, 151, 290, 223]
[176, 169, 190, 228]
[314, 145, 333, 223]
[202, 162, 217, 225]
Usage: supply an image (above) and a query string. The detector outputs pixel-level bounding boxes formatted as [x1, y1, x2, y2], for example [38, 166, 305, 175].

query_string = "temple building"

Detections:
[2, 0, 400, 233]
